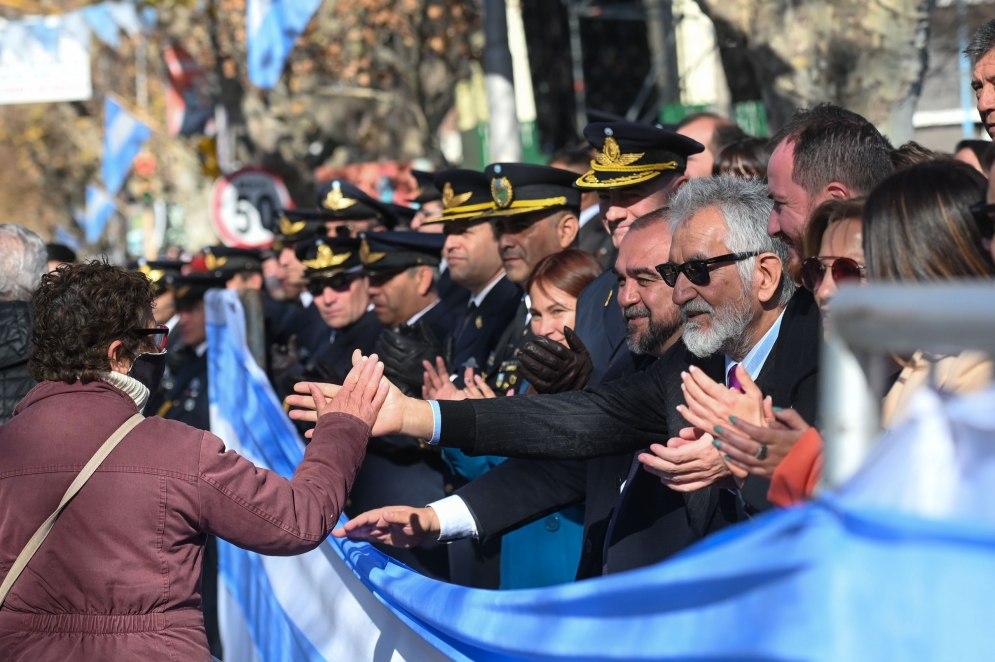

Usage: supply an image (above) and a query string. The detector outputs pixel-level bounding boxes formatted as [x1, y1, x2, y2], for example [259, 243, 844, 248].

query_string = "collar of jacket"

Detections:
[102, 371, 150, 410]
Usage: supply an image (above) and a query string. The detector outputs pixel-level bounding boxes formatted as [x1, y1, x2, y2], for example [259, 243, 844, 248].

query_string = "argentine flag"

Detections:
[102, 97, 152, 195]
[83, 184, 116, 244]
[205, 288, 995, 661]
[247, 0, 323, 89]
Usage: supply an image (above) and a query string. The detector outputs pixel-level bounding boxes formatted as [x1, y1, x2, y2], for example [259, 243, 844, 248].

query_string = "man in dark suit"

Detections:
[303, 176, 820, 578]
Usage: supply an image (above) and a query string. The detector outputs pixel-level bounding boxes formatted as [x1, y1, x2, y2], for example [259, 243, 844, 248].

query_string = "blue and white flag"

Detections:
[246, 0, 322, 89]
[83, 185, 115, 244]
[80, 3, 120, 48]
[102, 96, 151, 195]
[206, 287, 995, 662]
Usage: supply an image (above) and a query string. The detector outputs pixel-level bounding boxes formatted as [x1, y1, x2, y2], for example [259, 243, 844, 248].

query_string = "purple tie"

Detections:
[727, 364, 743, 392]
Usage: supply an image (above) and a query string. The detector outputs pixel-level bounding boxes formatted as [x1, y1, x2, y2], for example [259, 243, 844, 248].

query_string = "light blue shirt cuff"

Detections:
[428, 400, 441, 445]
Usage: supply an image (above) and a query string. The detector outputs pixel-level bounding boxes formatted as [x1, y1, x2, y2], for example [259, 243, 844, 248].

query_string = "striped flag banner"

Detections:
[205, 289, 995, 662]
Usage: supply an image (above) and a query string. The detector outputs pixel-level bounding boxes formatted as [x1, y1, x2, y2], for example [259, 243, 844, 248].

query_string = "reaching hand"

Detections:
[305, 352, 389, 429]
[422, 357, 462, 401]
[677, 364, 770, 440]
[287, 350, 420, 439]
[517, 327, 593, 394]
[331, 506, 441, 548]
[712, 408, 811, 477]
[637, 427, 736, 491]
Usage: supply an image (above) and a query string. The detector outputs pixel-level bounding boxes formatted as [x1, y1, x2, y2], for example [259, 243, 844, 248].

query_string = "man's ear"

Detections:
[558, 212, 580, 248]
[416, 266, 434, 297]
[755, 253, 784, 306]
[669, 174, 689, 194]
[822, 182, 851, 201]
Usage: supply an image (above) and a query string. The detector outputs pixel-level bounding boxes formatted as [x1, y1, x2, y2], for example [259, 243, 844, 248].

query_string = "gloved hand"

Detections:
[518, 327, 593, 393]
[375, 320, 446, 397]
[269, 335, 301, 377]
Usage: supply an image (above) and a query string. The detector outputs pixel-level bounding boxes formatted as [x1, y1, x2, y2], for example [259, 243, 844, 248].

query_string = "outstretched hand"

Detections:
[306, 351, 390, 429]
[331, 506, 441, 548]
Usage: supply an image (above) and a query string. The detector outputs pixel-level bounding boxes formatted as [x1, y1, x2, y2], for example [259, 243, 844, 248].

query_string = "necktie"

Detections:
[727, 363, 743, 391]
[455, 302, 478, 346]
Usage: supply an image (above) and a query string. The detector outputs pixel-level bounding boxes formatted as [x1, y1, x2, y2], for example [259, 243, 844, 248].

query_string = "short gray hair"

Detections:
[0, 224, 47, 302]
[669, 176, 796, 306]
[967, 19, 995, 61]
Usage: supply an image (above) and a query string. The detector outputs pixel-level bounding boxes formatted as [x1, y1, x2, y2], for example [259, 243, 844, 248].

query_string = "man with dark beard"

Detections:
[299, 177, 822, 577]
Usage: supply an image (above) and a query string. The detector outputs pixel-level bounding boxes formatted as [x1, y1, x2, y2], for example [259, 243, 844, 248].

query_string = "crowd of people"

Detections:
[1, 17, 995, 662]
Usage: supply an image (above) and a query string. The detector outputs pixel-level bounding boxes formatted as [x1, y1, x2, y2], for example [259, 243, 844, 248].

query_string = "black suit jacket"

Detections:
[452, 275, 522, 374]
[442, 289, 821, 577]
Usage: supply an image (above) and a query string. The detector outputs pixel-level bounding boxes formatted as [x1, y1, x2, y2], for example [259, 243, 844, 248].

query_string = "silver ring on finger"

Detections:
[755, 444, 769, 461]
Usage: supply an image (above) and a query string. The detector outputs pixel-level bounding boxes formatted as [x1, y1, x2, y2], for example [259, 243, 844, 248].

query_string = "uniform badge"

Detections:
[475, 316, 483, 329]
[323, 181, 357, 211]
[491, 177, 514, 209]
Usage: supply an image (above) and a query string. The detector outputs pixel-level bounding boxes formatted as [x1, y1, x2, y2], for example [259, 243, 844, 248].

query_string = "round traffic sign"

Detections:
[209, 168, 292, 248]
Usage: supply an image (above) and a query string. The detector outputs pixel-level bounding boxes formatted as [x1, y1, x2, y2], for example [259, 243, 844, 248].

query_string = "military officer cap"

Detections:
[358, 231, 445, 273]
[483, 163, 581, 218]
[171, 272, 227, 305]
[576, 121, 704, 189]
[426, 169, 495, 224]
[283, 180, 401, 230]
[410, 170, 442, 204]
[294, 236, 363, 277]
[134, 259, 184, 295]
[272, 215, 327, 247]
[188, 246, 263, 279]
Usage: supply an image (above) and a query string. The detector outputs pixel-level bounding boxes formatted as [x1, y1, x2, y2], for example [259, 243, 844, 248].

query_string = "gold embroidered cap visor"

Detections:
[482, 183, 580, 218]
[296, 237, 362, 276]
[576, 122, 705, 190]
[358, 231, 445, 272]
[425, 179, 496, 224]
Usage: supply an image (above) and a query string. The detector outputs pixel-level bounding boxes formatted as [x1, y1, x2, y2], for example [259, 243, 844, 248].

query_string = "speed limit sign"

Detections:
[209, 168, 292, 248]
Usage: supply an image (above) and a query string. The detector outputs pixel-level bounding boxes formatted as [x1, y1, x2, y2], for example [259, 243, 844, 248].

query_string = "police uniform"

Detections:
[412, 169, 472, 314]
[572, 122, 705, 383]
[426, 169, 521, 380]
[274, 236, 385, 397]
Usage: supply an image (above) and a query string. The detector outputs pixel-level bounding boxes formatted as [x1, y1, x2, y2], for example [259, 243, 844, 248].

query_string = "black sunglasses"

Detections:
[131, 324, 169, 352]
[306, 272, 363, 296]
[970, 202, 995, 240]
[655, 252, 760, 287]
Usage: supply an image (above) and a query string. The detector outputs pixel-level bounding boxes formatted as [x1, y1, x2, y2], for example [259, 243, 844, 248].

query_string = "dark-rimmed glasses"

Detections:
[131, 324, 169, 352]
[655, 252, 760, 287]
[307, 272, 364, 296]
[799, 256, 865, 292]
[970, 202, 995, 240]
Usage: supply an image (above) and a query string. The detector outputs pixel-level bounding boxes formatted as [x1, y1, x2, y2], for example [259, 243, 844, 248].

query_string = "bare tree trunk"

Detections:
[694, 0, 934, 141]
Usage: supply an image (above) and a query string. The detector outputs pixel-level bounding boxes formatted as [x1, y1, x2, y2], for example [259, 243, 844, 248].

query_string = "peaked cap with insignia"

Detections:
[483, 163, 581, 218]
[427, 169, 495, 223]
[272, 214, 327, 245]
[410, 170, 442, 204]
[188, 246, 263, 279]
[134, 259, 184, 295]
[577, 121, 704, 189]
[358, 231, 445, 273]
[294, 236, 362, 277]
[283, 180, 401, 229]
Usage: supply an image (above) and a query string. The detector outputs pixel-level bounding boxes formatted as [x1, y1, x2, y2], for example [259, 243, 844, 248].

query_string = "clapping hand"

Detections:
[422, 356, 463, 401]
[637, 427, 736, 492]
[712, 408, 811, 477]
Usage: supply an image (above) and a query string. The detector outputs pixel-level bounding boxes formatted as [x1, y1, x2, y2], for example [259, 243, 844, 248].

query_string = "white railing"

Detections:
[820, 282, 995, 487]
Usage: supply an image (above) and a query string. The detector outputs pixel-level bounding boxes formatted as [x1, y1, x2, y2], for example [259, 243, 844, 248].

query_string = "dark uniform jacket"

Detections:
[308, 310, 385, 384]
[437, 268, 471, 317]
[156, 346, 210, 432]
[440, 289, 821, 578]
[452, 275, 522, 376]
[573, 270, 636, 387]
[577, 214, 616, 271]
[0, 301, 35, 424]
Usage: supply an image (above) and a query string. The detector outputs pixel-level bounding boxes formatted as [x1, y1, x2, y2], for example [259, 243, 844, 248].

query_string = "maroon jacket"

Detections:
[0, 380, 369, 661]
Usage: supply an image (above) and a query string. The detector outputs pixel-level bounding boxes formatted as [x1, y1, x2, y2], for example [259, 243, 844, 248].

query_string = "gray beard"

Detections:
[680, 293, 755, 359]
[624, 306, 682, 356]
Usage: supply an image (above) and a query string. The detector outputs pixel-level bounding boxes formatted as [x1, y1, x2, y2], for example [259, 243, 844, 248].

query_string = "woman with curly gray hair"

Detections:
[0, 260, 387, 661]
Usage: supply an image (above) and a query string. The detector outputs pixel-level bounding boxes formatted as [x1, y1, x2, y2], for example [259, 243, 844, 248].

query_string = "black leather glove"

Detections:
[375, 320, 446, 397]
[518, 326, 593, 394]
[269, 335, 301, 377]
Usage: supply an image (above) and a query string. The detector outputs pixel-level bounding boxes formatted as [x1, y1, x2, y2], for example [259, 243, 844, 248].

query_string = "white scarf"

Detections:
[101, 371, 150, 411]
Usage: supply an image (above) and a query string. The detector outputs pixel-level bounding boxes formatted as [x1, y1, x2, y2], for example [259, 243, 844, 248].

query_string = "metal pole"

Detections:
[483, 0, 522, 162]
[566, 0, 588, 136]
